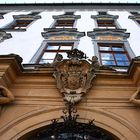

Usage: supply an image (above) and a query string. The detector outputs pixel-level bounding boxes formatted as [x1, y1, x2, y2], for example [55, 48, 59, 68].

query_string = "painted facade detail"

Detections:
[87, 29, 130, 40]
[53, 49, 99, 104]
[42, 28, 85, 40]
[0, 85, 14, 104]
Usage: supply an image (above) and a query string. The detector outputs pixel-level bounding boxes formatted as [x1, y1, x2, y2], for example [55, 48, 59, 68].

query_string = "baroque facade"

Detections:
[0, 3, 140, 140]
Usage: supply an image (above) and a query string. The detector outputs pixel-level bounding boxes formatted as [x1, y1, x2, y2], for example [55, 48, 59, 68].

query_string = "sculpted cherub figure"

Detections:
[130, 87, 140, 105]
[0, 85, 14, 104]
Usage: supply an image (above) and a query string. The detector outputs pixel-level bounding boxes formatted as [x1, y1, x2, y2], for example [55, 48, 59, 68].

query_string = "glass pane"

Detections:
[39, 59, 53, 64]
[114, 54, 128, 61]
[42, 52, 56, 59]
[99, 47, 111, 51]
[112, 47, 124, 52]
[101, 53, 114, 60]
[102, 61, 116, 65]
[58, 52, 68, 59]
[60, 46, 72, 50]
[117, 61, 130, 66]
[47, 45, 59, 50]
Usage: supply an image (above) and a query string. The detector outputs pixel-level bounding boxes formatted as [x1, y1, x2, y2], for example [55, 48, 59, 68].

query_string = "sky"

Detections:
[0, 0, 140, 4]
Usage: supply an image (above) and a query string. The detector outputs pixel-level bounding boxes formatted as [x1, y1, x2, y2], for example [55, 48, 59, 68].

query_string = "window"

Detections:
[54, 20, 75, 28]
[6, 20, 33, 30]
[98, 43, 130, 66]
[97, 20, 116, 29]
[37, 43, 74, 64]
[1, 12, 41, 31]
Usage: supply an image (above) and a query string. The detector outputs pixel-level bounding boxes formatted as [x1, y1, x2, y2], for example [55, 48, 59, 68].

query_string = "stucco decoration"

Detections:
[0, 85, 14, 105]
[53, 49, 99, 104]
[0, 30, 12, 43]
[130, 87, 140, 105]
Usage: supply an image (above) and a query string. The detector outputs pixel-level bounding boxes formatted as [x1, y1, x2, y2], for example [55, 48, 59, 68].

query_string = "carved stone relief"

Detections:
[0, 85, 14, 104]
[53, 49, 99, 104]
[130, 87, 140, 105]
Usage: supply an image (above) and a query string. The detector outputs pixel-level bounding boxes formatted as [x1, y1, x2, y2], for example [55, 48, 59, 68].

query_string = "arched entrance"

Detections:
[19, 121, 118, 140]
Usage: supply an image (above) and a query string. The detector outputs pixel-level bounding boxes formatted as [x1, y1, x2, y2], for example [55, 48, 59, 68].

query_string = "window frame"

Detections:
[36, 42, 74, 64]
[53, 19, 75, 28]
[98, 43, 131, 67]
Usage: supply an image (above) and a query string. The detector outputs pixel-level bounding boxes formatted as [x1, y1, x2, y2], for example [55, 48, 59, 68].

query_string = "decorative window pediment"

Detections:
[53, 15, 81, 20]
[13, 14, 41, 20]
[42, 28, 85, 41]
[91, 14, 118, 20]
[87, 29, 130, 41]
[0, 30, 12, 43]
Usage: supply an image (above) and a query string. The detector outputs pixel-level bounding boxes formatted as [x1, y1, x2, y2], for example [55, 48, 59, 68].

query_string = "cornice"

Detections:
[42, 28, 85, 39]
[91, 14, 118, 20]
[0, 3, 140, 11]
[52, 15, 81, 20]
[0, 54, 140, 86]
[13, 14, 41, 20]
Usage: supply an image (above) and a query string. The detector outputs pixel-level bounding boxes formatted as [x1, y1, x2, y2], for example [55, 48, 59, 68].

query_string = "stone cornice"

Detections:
[0, 3, 140, 11]
[87, 29, 130, 40]
[91, 14, 118, 20]
[42, 28, 85, 39]
[52, 15, 81, 20]
[0, 54, 140, 87]
[13, 14, 41, 20]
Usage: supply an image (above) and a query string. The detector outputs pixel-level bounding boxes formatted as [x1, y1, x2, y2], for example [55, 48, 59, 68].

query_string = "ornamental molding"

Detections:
[87, 29, 130, 40]
[53, 15, 81, 20]
[53, 49, 99, 104]
[13, 14, 41, 20]
[91, 14, 118, 20]
[42, 28, 85, 40]
[0, 30, 12, 42]
[128, 15, 140, 20]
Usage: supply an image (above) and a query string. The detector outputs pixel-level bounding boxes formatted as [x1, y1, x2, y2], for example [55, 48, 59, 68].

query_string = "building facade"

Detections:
[0, 3, 140, 140]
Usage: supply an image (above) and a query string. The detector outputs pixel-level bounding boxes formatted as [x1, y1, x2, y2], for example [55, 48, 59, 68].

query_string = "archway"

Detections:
[19, 121, 118, 140]
[0, 107, 139, 140]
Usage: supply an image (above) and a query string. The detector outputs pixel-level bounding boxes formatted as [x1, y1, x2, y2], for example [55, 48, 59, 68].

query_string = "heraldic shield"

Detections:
[53, 49, 99, 104]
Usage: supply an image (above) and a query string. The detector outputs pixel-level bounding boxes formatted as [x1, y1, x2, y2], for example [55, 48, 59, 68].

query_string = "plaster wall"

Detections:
[0, 10, 140, 63]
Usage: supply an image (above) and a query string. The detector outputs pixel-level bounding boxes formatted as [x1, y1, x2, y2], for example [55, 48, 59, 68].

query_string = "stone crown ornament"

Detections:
[53, 49, 99, 104]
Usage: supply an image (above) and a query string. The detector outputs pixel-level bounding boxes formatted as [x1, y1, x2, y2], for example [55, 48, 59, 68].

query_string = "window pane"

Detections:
[114, 54, 128, 61]
[42, 52, 56, 59]
[60, 46, 72, 50]
[102, 61, 116, 65]
[112, 47, 124, 52]
[58, 53, 68, 59]
[117, 61, 130, 66]
[99, 47, 111, 51]
[39, 59, 53, 64]
[101, 53, 114, 60]
[47, 45, 59, 50]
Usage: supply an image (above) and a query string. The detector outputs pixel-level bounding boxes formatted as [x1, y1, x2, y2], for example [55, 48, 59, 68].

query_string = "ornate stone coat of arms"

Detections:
[53, 49, 99, 104]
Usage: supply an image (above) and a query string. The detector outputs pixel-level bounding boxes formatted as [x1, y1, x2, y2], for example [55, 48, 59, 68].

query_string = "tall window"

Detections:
[98, 43, 130, 66]
[37, 43, 74, 64]
[54, 20, 75, 28]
